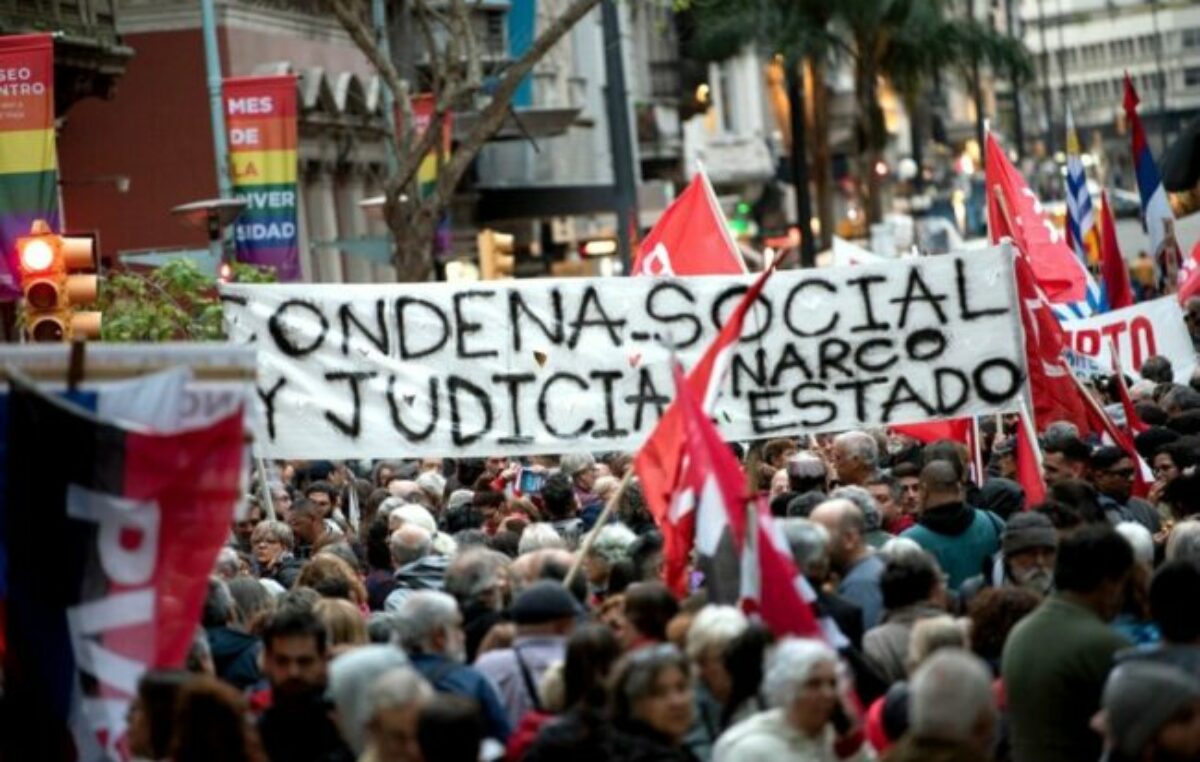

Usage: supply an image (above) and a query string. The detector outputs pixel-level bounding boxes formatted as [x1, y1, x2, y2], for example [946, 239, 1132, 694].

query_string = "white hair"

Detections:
[833, 431, 879, 469]
[1129, 380, 1158, 403]
[831, 485, 881, 532]
[390, 525, 433, 567]
[1116, 522, 1154, 567]
[391, 503, 438, 534]
[686, 605, 749, 662]
[518, 523, 566, 554]
[909, 649, 996, 742]
[378, 496, 409, 517]
[880, 536, 929, 563]
[776, 518, 829, 575]
[763, 638, 838, 710]
[213, 546, 240, 579]
[416, 471, 446, 503]
[365, 667, 433, 723]
[329, 646, 412, 754]
[588, 522, 638, 565]
[1167, 520, 1200, 563]
[396, 591, 461, 654]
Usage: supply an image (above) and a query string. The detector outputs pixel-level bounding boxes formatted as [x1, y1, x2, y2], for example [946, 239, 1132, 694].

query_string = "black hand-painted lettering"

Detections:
[731, 347, 768, 397]
[956, 258, 1008, 320]
[972, 359, 1023, 404]
[448, 375, 494, 447]
[323, 371, 377, 438]
[385, 375, 440, 442]
[933, 367, 970, 414]
[881, 377, 936, 422]
[748, 390, 794, 434]
[712, 286, 772, 342]
[834, 377, 888, 422]
[790, 382, 837, 427]
[453, 290, 500, 359]
[568, 286, 626, 349]
[492, 372, 536, 445]
[645, 281, 702, 349]
[889, 267, 949, 328]
[339, 299, 389, 357]
[537, 372, 594, 439]
[257, 376, 287, 440]
[846, 274, 892, 332]
[509, 289, 564, 352]
[589, 370, 629, 439]
[904, 328, 948, 362]
[783, 279, 839, 337]
[769, 343, 816, 387]
[268, 299, 329, 357]
[817, 338, 853, 380]
[396, 296, 451, 360]
[624, 368, 669, 430]
[854, 338, 898, 373]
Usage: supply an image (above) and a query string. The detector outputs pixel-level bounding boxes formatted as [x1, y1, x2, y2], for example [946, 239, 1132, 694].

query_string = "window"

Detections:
[1185, 67, 1200, 88]
[1183, 29, 1200, 49]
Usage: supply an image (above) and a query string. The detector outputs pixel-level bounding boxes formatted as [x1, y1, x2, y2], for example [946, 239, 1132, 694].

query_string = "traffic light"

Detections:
[477, 229, 514, 280]
[16, 219, 101, 342]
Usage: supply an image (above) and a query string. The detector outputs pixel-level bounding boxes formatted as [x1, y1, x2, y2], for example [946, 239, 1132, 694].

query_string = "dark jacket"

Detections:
[411, 653, 512, 742]
[817, 589, 864, 650]
[265, 554, 304, 589]
[883, 735, 992, 762]
[609, 720, 700, 762]
[206, 625, 261, 690]
[524, 707, 613, 762]
[365, 568, 396, 611]
[258, 690, 355, 762]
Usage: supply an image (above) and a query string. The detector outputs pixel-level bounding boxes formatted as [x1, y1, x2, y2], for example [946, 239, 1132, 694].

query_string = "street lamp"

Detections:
[170, 198, 247, 265]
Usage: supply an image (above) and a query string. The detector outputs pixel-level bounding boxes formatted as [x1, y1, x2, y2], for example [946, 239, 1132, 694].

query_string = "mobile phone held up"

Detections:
[518, 468, 546, 495]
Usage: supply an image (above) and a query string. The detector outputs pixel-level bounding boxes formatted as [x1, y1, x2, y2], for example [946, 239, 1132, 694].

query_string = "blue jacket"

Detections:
[411, 652, 513, 742]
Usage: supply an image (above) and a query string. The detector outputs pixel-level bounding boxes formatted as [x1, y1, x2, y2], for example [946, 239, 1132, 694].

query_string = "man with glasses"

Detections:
[1090, 446, 1160, 533]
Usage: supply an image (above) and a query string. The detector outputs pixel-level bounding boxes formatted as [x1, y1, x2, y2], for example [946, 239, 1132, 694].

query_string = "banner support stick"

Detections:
[563, 469, 634, 590]
[257, 456, 276, 521]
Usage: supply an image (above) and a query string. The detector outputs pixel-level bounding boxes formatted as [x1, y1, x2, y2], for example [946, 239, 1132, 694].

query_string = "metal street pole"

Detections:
[1151, 0, 1168, 154]
[1005, 0, 1025, 159]
[601, 0, 638, 274]
[200, 0, 232, 201]
[1036, 0, 1055, 154]
[786, 57, 816, 269]
[372, 0, 399, 175]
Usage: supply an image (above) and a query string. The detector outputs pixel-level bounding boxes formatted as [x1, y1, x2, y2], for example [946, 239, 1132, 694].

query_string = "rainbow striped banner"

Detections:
[224, 75, 300, 281]
[0, 34, 58, 298]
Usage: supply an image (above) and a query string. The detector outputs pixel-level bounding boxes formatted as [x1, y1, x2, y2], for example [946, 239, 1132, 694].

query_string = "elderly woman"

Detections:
[609, 644, 698, 762]
[251, 520, 303, 588]
[583, 523, 638, 601]
[713, 638, 869, 762]
[683, 606, 749, 761]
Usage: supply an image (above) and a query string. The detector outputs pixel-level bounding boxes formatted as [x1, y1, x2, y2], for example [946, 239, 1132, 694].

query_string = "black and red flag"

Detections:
[2, 373, 244, 761]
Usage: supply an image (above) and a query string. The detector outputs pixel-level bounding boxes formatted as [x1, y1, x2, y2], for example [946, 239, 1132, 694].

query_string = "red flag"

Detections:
[1014, 408, 1047, 507]
[1110, 340, 1149, 437]
[1099, 190, 1135, 310]
[1014, 255, 1091, 434]
[1181, 266, 1200, 304]
[891, 419, 970, 445]
[636, 262, 777, 531]
[671, 362, 824, 637]
[631, 172, 746, 276]
[986, 133, 1088, 303]
[1069, 370, 1152, 498]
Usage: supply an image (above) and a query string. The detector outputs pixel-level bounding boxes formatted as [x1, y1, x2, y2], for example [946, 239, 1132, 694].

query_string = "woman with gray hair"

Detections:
[327, 646, 412, 756]
[713, 638, 870, 761]
[361, 667, 435, 762]
[607, 644, 697, 762]
[250, 519, 303, 588]
[583, 522, 638, 600]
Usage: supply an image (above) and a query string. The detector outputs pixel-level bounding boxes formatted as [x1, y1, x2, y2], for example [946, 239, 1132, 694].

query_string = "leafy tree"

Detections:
[97, 259, 275, 342]
[327, 0, 606, 281]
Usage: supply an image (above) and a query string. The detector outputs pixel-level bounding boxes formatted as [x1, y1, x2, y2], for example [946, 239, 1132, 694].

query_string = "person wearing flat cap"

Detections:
[474, 580, 582, 727]
[1097, 661, 1200, 761]
[959, 511, 1058, 606]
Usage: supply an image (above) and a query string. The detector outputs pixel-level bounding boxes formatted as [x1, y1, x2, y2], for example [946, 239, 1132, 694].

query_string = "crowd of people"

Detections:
[131, 342, 1200, 762]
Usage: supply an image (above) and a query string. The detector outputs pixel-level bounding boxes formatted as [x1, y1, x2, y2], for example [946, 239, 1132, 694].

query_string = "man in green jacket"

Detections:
[901, 462, 1003, 589]
[1002, 524, 1134, 762]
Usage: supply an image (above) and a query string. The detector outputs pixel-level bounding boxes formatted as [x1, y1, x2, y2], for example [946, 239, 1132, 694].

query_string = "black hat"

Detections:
[511, 580, 583, 625]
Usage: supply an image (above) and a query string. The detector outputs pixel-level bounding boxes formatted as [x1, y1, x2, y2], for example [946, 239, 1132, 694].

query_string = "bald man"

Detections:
[901, 461, 1005, 590]
[811, 498, 885, 630]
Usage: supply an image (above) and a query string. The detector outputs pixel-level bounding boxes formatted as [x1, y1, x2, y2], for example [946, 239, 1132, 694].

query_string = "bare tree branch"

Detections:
[326, 0, 407, 107]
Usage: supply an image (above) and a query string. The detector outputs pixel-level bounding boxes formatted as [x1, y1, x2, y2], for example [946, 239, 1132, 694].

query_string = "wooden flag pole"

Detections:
[562, 469, 635, 590]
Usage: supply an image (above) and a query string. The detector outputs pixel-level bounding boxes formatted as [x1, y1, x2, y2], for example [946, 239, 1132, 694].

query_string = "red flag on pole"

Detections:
[635, 262, 777, 536]
[1098, 190, 1135, 311]
[1069, 370, 1152, 498]
[1014, 255, 1091, 434]
[890, 419, 971, 445]
[1014, 404, 1047, 507]
[986, 133, 1088, 303]
[631, 171, 746, 276]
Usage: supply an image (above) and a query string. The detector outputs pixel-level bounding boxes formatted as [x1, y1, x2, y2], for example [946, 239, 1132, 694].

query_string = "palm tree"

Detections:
[686, 0, 840, 262]
[835, 0, 1033, 222]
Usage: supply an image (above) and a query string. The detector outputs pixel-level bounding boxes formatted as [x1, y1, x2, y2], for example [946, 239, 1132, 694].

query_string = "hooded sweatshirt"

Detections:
[901, 502, 1004, 590]
[383, 553, 450, 611]
[206, 625, 262, 690]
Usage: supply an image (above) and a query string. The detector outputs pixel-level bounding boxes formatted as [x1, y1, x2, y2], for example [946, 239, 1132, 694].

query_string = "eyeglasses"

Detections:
[254, 538, 283, 547]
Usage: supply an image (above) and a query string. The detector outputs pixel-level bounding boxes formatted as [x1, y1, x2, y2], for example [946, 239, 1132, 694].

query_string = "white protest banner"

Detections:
[1059, 297, 1195, 382]
[831, 236, 888, 267]
[221, 246, 1026, 459]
